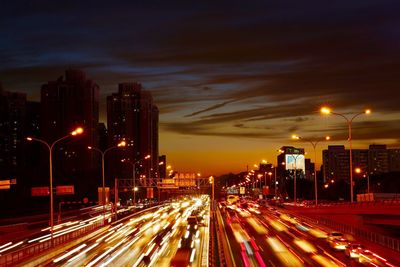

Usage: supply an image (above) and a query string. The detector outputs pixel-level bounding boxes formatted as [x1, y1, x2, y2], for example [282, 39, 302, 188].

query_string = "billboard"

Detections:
[285, 154, 305, 172]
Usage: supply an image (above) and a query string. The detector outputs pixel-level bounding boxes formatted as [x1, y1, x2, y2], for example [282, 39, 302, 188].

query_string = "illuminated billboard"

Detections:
[285, 154, 305, 172]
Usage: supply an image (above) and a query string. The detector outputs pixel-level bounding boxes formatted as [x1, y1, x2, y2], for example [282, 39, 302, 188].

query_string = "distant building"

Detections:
[40, 69, 100, 198]
[0, 89, 40, 179]
[389, 149, 400, 172]
[368, 145, 389, 174]
[0, 88, 40, 211]
[0, 90, 27, 178]
[305, 158, 315, 180]
[322, 144, 400, 182]
[107, 83, 159, 186]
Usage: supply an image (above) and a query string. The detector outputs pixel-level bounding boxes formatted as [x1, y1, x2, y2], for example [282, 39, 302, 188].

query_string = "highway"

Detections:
[2, 195, 399, 267]
[21, 195, 210, 266]
[218, 199, 399, 267]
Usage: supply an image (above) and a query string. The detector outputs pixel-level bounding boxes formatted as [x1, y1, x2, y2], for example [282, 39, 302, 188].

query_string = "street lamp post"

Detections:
[355, 167, 370, 194]
[26, 127, 83, 246]
[88, 141, 126, 220]
[121, 155, 150, 205]
[321, 107, 371, 203]
[268, 172, 272, 192]
[209, 176, 214, 210]
[292, 135, 330, 206]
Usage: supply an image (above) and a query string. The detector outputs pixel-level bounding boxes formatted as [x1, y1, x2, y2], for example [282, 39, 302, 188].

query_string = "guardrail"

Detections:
[0, 202, 166, 267]
[289, 211, 400, 252]
[0, 219, 104, 267]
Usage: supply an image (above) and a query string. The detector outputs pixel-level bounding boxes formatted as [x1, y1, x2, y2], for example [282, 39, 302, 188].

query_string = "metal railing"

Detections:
[0, 219, 104, 267]
[290, 212, 400, 252]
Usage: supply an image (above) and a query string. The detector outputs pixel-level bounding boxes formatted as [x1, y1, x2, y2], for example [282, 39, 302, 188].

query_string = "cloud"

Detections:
[185, 99, 240, 117]
[1, 0, 400, 145]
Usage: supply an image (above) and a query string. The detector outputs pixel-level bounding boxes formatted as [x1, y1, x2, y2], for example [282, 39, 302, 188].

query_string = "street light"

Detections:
[209, 176, 215, 210]
[88, 140, 126, 220]
[121, 155, 151, 205]
[292, 134, 330, 206]
[26, 126, 83, 246]
[321, 106, 371, 202]
[355, 167, 370, 194]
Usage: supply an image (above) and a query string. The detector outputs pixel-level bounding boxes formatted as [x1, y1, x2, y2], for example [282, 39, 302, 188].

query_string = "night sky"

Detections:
[1, 1, 400, 175]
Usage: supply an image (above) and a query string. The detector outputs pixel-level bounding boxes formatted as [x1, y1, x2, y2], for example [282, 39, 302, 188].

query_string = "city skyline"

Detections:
[2, 1, 400, 175]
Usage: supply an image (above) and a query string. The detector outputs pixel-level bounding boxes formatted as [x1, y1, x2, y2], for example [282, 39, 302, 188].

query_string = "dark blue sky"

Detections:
[1, 0, 400, 174]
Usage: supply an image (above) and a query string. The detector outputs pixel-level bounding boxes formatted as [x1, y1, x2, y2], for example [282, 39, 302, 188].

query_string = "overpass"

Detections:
[286, 200, 400, 239]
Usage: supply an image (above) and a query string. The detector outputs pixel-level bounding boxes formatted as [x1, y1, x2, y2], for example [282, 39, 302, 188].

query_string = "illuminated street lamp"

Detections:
[257, 174, 263, 190]
[292, 135, 330, 206]
[268, 172, 272, 190]
[88, 141, 126, 219]
[321, 107, 371, 202]
[355, 167, 370, 194]
[209, 176, 215, 210]
[26, 127, 83, 246]
[121, 155, 150, 205]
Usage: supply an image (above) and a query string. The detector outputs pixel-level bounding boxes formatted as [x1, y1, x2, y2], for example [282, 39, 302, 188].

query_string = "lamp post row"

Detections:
[26, 127, 154, 246]
[245, 107, 370, 205]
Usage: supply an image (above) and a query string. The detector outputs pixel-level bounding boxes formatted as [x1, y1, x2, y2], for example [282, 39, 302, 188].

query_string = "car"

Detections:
[328, 237, 349, 250]
[187, 216, 198, 225]
[344, 243, 364, 258]
[327, 232, 343, 241]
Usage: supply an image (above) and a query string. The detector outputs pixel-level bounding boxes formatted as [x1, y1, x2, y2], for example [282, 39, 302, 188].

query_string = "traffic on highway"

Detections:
[1, 194, 399, 266]
[0, 196, 210, 267]
[218, 195, 399, 267]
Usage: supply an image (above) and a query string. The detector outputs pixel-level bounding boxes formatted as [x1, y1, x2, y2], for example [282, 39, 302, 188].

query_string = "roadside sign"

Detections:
[56, 185, 74, 195]
[0, 180, 10, 186]
[147, 187, 154, 198]
[240, 187, 245, 194]
[31, 187, 50, 196]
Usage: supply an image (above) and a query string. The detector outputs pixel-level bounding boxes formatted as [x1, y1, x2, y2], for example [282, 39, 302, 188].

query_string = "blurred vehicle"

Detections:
[266, 237, 305, 267]
[227, 195, 240, 204]
[142, 242, 160, 265]
[328, 237, 349, 250]
[344, 243, 364, 258]
[187, 216, 198, 225]
[327, 232, 344, 241]
[171, 248, 191, 267]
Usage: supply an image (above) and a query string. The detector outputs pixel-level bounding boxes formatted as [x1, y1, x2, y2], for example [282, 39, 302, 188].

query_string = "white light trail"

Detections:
[53, 243, 87, 263]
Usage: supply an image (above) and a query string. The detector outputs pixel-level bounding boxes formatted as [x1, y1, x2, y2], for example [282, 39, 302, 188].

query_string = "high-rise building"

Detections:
[107, 83, 159, 187]
[368, 145, 389, 174]
[322, 144, 400, 182]
[0, 88, 41, 212]
[0, 90, 27, 178]
[40, 69, 100, 199]
[389, 149, 400, 172]
[305, 158, 315, 180]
